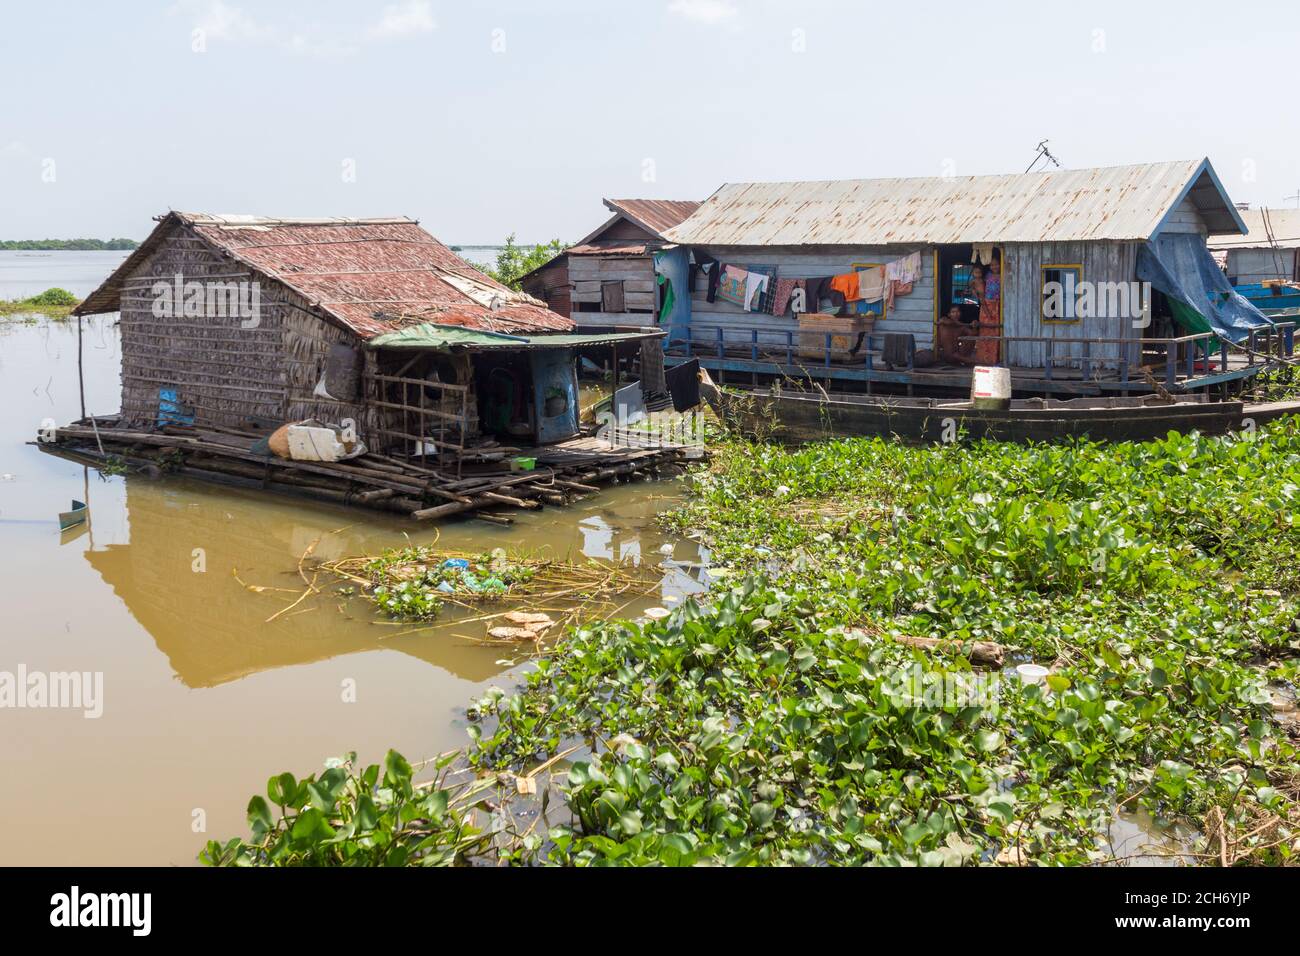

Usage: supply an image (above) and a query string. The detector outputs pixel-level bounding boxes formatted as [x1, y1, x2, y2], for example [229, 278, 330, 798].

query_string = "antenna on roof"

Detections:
[1285, 190, 1300, 209]
[1025, 140, 1062, 174]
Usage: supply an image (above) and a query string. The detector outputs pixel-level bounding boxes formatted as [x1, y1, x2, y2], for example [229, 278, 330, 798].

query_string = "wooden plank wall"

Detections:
[1002, 240, 1142, 368]
[520, 258, 572, 317]
[1159, 195, 1210, 236]
[570, 254, 656, 326]
[684, 245, 936, 351]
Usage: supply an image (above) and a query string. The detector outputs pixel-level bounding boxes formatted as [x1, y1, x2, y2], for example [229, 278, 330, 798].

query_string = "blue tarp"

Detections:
[1136, 234, 1274, 343]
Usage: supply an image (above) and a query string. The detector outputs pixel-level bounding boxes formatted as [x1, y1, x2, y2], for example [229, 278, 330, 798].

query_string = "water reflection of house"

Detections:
[83, 480, 511, 687]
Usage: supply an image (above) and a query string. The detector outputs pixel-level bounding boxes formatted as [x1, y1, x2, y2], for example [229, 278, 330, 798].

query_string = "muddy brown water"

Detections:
[0, 315, 708, 865]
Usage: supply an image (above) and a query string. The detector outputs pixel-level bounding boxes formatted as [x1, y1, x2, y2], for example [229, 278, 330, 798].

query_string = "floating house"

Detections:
[1207, 208, 1300, 316]
[58, 212, 674, 521]
[1209, 207, 1300, 285]
[74, 212, 660, 456]
[520, 198, 699, 325]
[661, 159, 1285, 397]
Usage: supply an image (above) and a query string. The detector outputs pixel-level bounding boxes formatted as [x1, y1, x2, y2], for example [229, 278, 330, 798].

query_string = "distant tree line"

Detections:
[0, 238, 139, 251]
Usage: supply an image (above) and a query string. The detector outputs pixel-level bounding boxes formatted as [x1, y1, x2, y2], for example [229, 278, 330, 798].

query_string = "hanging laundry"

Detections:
[886, 251, 922, 285]
[971, 244, 995, 265]
[857, 266, 887, 303]
[885, 280, 914, 310]
[830, 273, 862, 303]
[690, 249, 722, 302]
[772, 277, 802, 316]
[744, 270, 770, 311]
[804, 276, 840, 314]
[716, 264, 748, 306]
[746, 264, 777, 312]
[657, 272, 674, 322]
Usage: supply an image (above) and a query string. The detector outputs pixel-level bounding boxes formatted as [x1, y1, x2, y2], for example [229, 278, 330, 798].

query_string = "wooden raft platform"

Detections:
[38, 419, 690, 524]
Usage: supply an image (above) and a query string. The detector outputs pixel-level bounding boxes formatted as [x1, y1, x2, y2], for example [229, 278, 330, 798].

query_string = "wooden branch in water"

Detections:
[893, 634, 1006, 667]
[847, 629, 1007, 667]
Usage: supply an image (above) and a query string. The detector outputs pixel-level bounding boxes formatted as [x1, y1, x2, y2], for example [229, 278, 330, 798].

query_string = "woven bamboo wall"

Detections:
[282, 297, 374, 437]
[117, 221, 289, 428]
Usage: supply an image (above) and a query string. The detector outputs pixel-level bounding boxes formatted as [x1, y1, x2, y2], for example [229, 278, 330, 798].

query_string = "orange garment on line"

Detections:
[829, 273, 862, 303]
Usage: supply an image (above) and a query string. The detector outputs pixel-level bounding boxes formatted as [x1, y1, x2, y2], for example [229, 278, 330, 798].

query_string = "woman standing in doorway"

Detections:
[971, 258, 1003, 366]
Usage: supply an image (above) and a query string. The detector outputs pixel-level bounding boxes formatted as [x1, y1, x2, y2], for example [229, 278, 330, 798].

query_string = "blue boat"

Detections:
[1232, 282, 1300, 314]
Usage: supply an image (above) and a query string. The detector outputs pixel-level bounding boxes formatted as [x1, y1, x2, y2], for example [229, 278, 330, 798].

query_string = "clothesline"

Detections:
[688, 249, 922, 318]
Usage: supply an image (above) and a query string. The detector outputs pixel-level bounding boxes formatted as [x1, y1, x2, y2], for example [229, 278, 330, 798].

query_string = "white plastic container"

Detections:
[971, 365, 1012, 410]
[1015, 663, 1050, 684]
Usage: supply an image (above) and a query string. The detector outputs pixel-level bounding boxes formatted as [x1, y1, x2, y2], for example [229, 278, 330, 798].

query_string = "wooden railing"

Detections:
[664, 322, 1296, 390]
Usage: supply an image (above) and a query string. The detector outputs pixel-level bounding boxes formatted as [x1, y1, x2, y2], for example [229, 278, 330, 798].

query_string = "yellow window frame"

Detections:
[1040, 263, 1084, 324]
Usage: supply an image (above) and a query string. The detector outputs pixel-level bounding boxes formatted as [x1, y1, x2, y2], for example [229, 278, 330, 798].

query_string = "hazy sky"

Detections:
[3, 0, 1299, 243]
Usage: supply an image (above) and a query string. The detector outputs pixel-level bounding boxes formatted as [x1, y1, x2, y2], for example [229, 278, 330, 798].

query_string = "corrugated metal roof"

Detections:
[77, 212, 573, 338]
[567, 239, 653, 256]
[603, 199, 701, 237]
[1208, 208, 1300, 249]
[664, 159, 1246, 247]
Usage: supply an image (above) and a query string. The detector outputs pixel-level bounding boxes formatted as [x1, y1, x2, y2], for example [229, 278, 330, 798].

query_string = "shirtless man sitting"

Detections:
[936, 305, 977, 366]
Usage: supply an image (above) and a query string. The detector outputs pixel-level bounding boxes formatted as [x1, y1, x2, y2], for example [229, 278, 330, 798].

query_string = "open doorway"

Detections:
[935, 244, 1003, 366]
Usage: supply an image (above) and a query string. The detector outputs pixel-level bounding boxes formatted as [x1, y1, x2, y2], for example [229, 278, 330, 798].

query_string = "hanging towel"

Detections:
[886, 251, 922, 285]
[716, 265, 748, 306]
[830, 273, 862, 303]
[971, 244, 995, 266]
[744, 270, 770, 311]
[857, 266, 887, 303]
[885, 279, 915, 310]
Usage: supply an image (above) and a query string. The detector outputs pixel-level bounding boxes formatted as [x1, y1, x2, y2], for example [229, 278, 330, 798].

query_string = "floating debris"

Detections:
[319, 543, 660, 630]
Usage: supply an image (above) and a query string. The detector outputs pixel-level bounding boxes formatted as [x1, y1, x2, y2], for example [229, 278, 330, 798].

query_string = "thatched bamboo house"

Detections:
[75, 212, 660, 461]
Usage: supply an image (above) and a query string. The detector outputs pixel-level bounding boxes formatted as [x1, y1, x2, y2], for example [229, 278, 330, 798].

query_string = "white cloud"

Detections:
[667, 0, 739, 25]
[366, 1, 437, 40]
[176, 0, 271, 43]
[171, 0, 432, 59]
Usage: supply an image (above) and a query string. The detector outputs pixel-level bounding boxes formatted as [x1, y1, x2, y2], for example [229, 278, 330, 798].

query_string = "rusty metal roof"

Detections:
[603, 199, 701, 238]
[567, 239, 653, 256]
[1208, 208, 1300, 249]
[664, 159, 1247, 247]
[77, 212, 573, 338]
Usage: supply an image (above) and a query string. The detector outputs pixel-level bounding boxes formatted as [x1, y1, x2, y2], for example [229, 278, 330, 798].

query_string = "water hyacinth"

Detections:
[209, 422, 1300, 866]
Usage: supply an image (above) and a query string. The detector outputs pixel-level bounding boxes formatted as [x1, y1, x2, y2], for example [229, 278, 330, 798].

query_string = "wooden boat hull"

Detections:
[58, 500, 88, 530]
[701, 384, 1256, 444]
